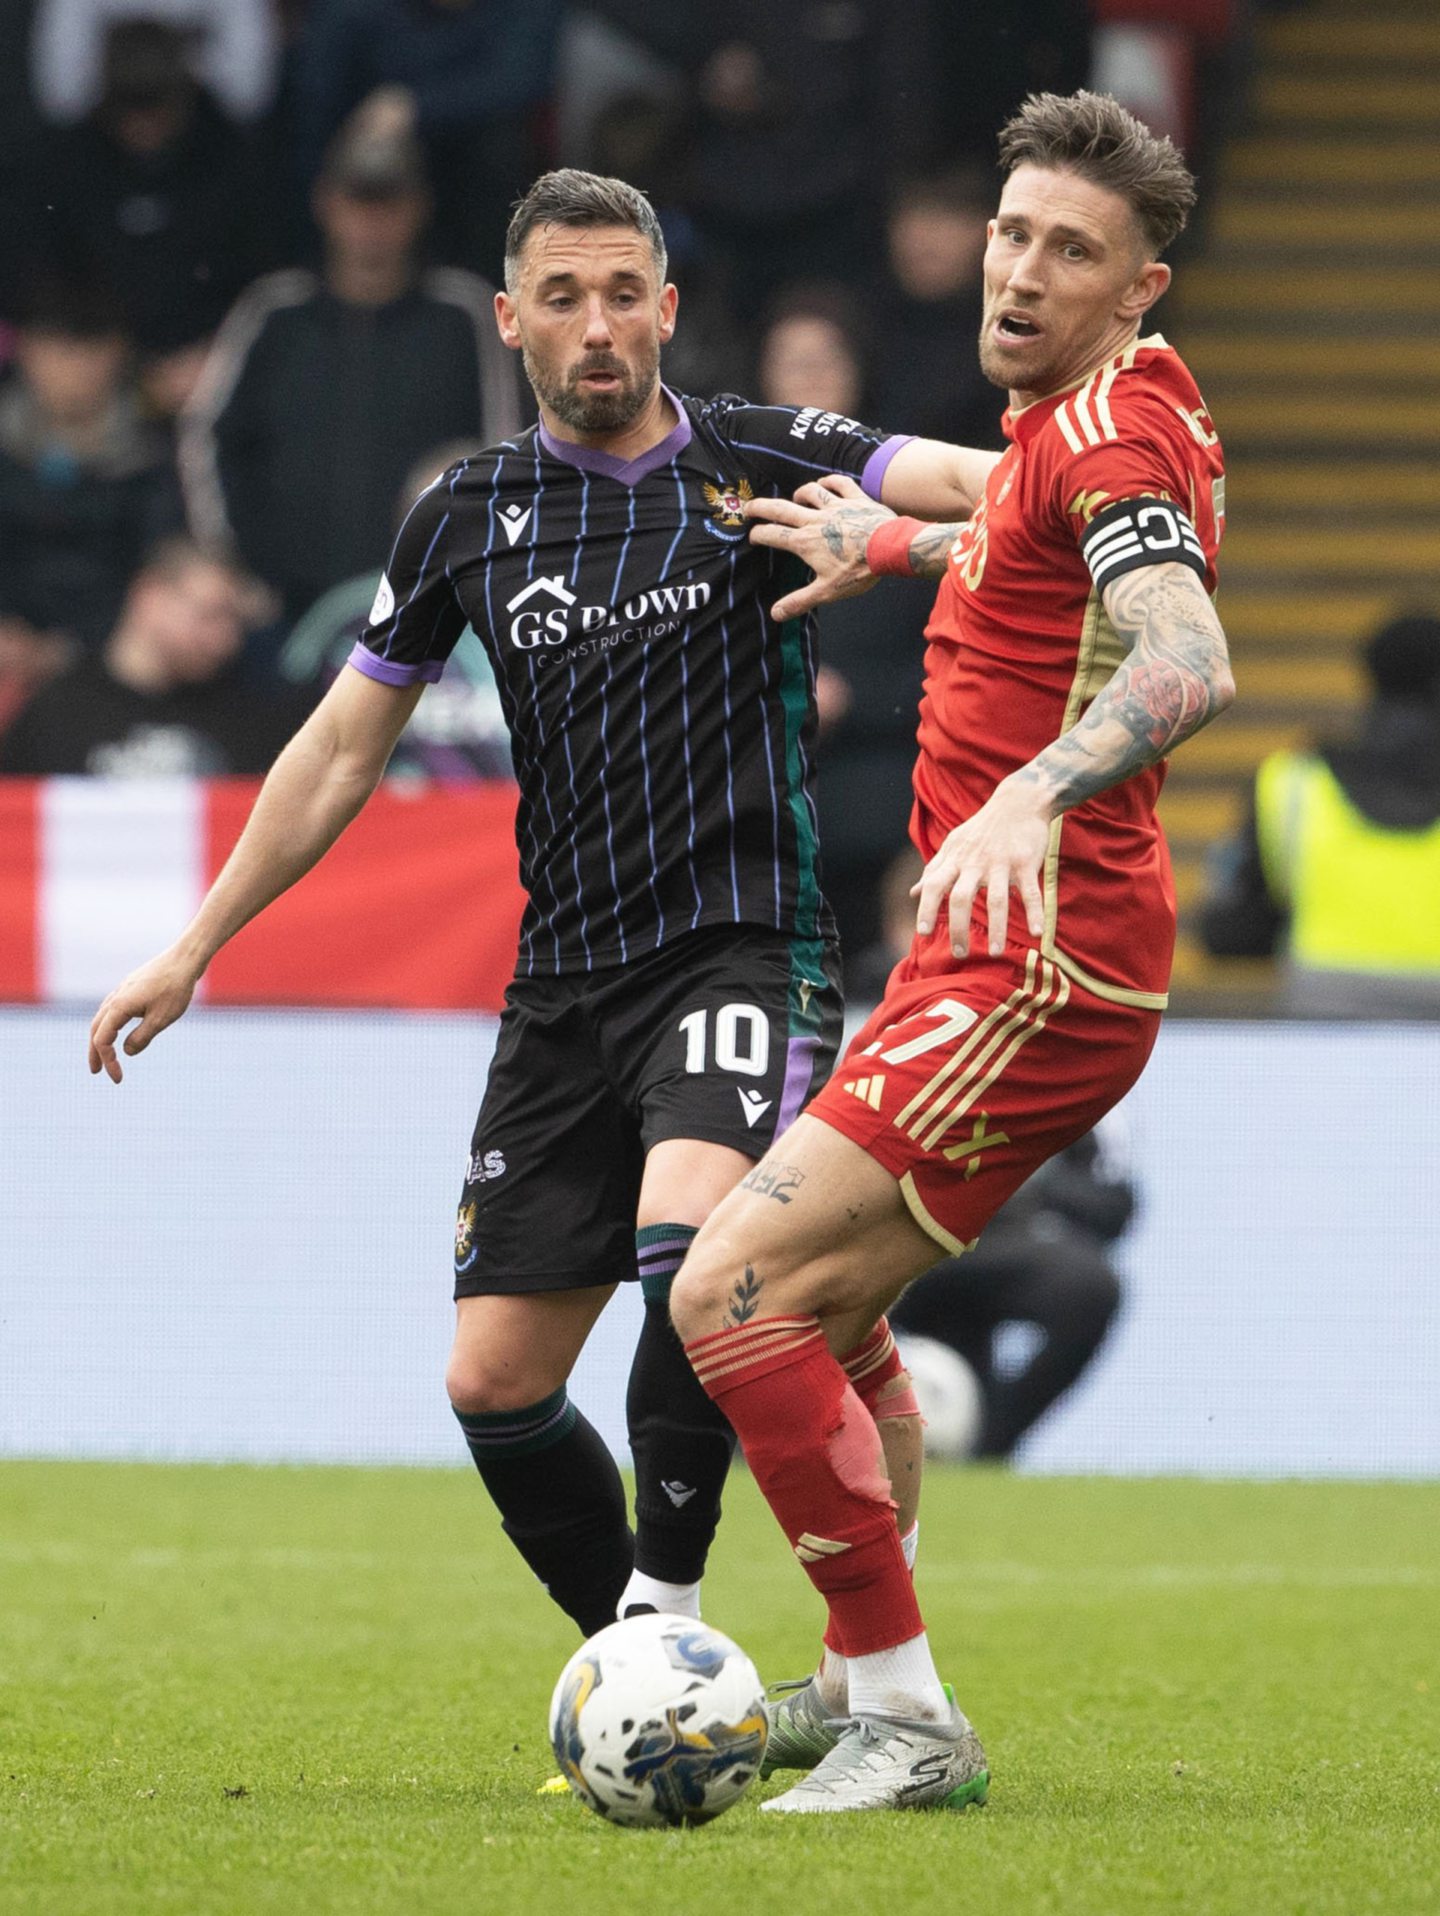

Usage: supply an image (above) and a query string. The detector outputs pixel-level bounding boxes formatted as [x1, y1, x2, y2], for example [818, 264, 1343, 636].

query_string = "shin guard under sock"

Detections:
[454, 1388, 633, 1637]
[686, 1315, 924, 1656]
[627, 1224, 736, 1584]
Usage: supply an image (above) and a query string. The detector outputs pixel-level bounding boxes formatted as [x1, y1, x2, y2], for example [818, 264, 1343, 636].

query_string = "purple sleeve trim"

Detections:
[861, 434, 916, 501]
[347, 643, 444, 687]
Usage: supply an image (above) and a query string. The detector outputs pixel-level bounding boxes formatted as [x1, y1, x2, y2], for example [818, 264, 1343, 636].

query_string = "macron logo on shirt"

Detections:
[499, 502, 533, 547]
[368, 574, 395, 624]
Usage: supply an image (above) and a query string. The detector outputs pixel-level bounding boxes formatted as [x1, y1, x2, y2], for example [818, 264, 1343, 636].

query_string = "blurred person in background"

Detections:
[292, 0, 564, 273]
[591, 2, 934, 309]
[753, 282, 932, 956]
[1200, 612, 1440, 1017]
[0, 535, 308, 776]
[277, 441, 511, 781]
[0, 276, 182, 673]
[893, 1121, 1131, 1462]
[30, 0, 279, 127]
[21, 20, 277, 425]
[180, 106, 523, 626]
[869, 170, 1004, 450]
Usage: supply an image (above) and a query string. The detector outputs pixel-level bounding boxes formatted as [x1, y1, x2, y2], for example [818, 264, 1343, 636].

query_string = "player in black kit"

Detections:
[88, 170, 995, 1644]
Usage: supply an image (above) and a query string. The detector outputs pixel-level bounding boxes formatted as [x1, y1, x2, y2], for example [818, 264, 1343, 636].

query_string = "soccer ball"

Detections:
[548, 1611, 769, 1827]
[894, 1332, 984, 1458]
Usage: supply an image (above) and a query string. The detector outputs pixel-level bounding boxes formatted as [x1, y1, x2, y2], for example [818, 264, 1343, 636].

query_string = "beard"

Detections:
[524, 342, 661, 433]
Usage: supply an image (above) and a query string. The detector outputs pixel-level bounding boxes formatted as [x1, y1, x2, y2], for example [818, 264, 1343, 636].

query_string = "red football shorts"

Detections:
[807, 945, 1160, 1256]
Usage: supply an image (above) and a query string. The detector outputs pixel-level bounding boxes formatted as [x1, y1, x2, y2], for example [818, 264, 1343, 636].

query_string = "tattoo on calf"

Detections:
[726, 1265, 764, 1325]
[740, 1162, 806, 1205]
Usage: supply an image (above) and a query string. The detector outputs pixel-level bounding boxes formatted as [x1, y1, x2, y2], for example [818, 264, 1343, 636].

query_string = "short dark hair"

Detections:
[997, 90, 1197, 257]
[504, 169, 667, 292]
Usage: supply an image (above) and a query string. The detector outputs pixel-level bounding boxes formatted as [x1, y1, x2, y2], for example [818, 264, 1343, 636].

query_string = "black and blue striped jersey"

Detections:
[350, 388, 909, 974]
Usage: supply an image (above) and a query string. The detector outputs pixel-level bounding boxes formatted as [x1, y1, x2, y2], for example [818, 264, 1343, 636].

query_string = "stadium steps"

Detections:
[1157, 0, 1440, 1011]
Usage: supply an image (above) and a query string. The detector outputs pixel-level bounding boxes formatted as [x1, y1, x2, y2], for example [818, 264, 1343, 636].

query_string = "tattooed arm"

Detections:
[915, 561, 1235, 958]
[745, 474, 964, 619]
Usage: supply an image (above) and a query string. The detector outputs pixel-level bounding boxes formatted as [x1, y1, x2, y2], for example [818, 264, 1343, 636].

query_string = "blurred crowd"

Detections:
[0, 0, 1095, 957]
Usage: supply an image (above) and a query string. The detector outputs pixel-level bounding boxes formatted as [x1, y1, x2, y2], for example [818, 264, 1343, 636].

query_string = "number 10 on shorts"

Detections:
[679, 1004, 770, 1077]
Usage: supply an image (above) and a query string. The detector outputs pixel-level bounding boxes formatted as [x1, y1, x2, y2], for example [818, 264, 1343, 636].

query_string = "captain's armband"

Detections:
[1080, 496, 1207, 591]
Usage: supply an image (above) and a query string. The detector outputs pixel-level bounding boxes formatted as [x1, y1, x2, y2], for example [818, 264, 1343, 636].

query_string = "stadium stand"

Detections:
[1163, 0, 1440, 1010]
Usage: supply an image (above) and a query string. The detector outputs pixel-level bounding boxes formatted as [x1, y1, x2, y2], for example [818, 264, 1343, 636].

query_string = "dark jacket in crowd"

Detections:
[32, 89, 277, 354]
[0, 378, 183, 648]
[0, 647, 309, 777]
[180, 267, 523, 618]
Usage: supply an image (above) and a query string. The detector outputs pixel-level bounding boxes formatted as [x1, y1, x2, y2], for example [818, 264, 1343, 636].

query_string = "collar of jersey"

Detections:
[1003, 332, 1169, 443]
[537, 386, 692, 487]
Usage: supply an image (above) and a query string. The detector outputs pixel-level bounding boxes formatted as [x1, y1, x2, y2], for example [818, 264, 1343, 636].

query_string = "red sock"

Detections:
[840, 1317, 920, 1423]
[686, 1315, 924, 1656]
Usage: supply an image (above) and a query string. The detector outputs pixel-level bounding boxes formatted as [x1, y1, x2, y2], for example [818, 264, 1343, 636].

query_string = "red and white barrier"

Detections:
[0, 778, 526, 1012]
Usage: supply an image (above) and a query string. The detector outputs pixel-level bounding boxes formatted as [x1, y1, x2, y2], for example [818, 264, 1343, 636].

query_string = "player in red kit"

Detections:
[671, 92, 1236, 1813]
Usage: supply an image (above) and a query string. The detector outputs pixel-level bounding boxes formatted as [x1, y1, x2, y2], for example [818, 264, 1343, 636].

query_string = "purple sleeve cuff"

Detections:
[861, 434, 915, 501]
[347, 642, 444, 687]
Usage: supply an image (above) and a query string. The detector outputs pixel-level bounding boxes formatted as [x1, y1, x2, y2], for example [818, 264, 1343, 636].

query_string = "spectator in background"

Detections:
[180, 108, 523, 625]
[292, 0, 564, 273]
[277, 441, 511, 782]
[1200, 613, 1440, 1017]
[24, 21, 277, 424]
[869, 170, 1003, 450]
[592, 3, 941, 307]
[0, 535, 308, 777]
[891, 1118, 1131, 1461]
[0, 278, 182, 660]
[752, 282, 931, 955]
[30, 0, 278, 126]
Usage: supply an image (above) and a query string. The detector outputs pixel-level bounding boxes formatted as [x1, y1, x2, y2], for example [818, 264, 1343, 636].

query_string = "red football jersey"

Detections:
[913, 333, 1225, 1006]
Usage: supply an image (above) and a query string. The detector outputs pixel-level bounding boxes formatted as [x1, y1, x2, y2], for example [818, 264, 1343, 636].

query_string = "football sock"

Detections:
[686, 1315, 924, 1657]
[454, 1387, 633, 1638]
[847, 1629, 950, 1723]
[814, 1525, 920, 1708]
[815, 1645, 850, 1713]
[627, 1224, 736, 1584]
[618, 1571, 702, 1619]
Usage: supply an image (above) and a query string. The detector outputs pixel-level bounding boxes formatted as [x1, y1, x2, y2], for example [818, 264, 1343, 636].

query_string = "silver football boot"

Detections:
[760, 1677, 843, 1777]
[759, 1696, 989, 1814]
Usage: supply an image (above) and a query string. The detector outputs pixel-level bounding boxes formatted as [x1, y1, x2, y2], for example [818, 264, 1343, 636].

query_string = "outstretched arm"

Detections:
[88, 668, 423, 1080]
[744, 436, 1003, 620]
[915, 561, 1236, 957]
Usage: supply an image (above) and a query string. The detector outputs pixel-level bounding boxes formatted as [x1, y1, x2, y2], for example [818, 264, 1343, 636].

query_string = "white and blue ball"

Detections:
[548, 1612, 768, 1828]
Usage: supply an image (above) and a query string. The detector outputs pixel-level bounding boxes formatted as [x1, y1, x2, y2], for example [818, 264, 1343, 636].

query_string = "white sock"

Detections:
[847, 1630, 950, 1723]
[815, 1645, 849, 1713]
[900, 1520, 919, 1571]
[617, 1571, 701, 1619]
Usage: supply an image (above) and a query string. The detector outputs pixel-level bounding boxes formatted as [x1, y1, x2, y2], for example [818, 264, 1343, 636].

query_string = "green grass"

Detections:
[1, 1463, 1437, 1916]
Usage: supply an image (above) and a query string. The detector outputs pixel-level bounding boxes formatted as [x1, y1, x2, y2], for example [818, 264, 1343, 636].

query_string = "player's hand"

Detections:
[914, 776, 1053, 959]
[744, 474, 893, 620]
[88, 950, 201, 1083]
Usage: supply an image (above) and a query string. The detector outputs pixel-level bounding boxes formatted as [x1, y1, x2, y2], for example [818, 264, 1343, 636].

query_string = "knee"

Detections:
[668, 1230, 733, 1346]
[446, 1344, 569, 1417]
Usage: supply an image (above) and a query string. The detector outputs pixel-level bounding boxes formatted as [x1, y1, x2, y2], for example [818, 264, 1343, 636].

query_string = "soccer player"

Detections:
[670, 91, 1235, 1812]
[87, 171, 995, 1645]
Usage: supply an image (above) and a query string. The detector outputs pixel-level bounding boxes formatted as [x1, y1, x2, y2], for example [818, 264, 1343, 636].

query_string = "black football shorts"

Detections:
[452, 924, 843, 1296]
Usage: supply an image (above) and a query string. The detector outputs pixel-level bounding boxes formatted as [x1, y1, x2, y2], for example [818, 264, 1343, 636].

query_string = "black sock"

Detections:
[454, 1387, 633, 1637]
[628, 1223, 736, 1584]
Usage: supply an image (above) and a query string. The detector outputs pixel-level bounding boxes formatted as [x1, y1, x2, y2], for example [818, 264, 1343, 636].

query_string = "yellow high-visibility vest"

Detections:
[1255, 750, 1440, 975]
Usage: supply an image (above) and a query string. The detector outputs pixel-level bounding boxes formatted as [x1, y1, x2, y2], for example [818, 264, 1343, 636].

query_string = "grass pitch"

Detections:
[1, 1462, 1436, 1916]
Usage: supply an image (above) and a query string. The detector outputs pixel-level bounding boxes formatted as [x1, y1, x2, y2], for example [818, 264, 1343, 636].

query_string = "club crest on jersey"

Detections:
[454, 1202, 478, 1272]
[703, 477, 753, 541]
